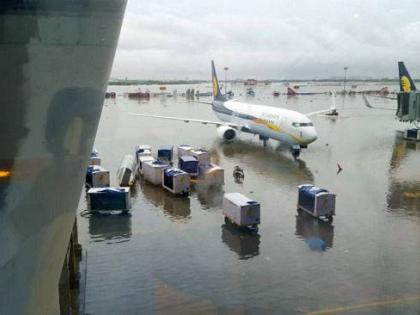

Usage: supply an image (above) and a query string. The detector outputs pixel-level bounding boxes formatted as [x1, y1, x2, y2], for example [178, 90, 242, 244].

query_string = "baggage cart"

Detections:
[297, 184, 335, 222]
[86, 165, 110, 188]
[143, 160, 169, 185]
[223, 193, 260, 229]
[162, 168, 191, 195]
[87, 187, 131, 213]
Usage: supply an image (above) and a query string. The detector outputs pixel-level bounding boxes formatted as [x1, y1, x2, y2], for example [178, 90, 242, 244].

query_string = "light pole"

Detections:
[343, 67, 348, 93]
[224, 67, 229, 96]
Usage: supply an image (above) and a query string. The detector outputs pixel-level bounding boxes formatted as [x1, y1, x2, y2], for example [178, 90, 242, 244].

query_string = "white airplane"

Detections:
[130, 61, 336, 157]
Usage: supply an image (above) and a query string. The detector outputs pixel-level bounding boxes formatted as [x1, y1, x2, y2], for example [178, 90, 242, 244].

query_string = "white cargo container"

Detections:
[143, 160, 169, 185]
[87, 187, 131, 213]
[199, 163, 224, 186]
[191, 149, 211, 166]
[177, 144, 194, 158]
[86, 166, 110, 188]
[223, 193, 260, 228]
[89, 156, 101, 166]
[138, 155, 155, 176]
[117, 154, 136, 186]
[135, 144, 152, 163]
[162, 168, 191, 195]
[89, 149, 101, 165]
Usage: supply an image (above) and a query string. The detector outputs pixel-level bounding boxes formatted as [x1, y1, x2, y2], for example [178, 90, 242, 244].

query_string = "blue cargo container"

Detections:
[404, 128, 420, 141]
[88, 187, 131, 212]
[297, 184, 335, 221]
[158, 146, 173, 162]
[162, 168, 190, 195]
[179, 155, 199, 176]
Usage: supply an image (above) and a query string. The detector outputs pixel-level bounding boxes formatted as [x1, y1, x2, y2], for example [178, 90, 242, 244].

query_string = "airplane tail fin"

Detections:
[211, 60, 226, 102]
[287, 87, 297, 96]
[398, 61, 416, 92]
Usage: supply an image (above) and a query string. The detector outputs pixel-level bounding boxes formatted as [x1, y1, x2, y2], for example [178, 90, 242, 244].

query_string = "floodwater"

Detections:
[77, 82, 420, 314]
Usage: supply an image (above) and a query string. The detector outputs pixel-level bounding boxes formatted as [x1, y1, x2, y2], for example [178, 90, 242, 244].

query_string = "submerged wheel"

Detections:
[182, 191, 189, 197]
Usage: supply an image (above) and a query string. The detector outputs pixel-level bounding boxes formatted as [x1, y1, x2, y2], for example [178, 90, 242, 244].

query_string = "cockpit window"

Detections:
[292, 122, 313, 127]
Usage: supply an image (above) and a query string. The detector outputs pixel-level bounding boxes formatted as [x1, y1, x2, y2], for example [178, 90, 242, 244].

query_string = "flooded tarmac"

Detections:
[78, 82, 420, 314]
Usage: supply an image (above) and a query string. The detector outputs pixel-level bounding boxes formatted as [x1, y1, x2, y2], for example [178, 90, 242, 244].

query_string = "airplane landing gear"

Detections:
[291, 144, 301, 159]
[259, 135, 269, 147]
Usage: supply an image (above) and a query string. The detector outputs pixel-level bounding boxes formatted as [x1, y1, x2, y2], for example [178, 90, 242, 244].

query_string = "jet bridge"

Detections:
[396, 92, 420, 122]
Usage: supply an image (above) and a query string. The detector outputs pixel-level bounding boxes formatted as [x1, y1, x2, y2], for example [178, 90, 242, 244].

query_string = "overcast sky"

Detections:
[110, 0, 420, 80]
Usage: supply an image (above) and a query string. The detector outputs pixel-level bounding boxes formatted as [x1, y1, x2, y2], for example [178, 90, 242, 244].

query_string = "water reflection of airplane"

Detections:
[138, 179, 191, 221]
[295, 213, 334, 251]
[88, 213, 132, 243]
[212, 140, 314, 185]
[387, 133, 420, 216]
[221, 222, 260, 260]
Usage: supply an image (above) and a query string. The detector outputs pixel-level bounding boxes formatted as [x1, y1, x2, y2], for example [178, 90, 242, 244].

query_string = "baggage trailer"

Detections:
[86, 165, 110, 188]
[143, 160, 170, 185]
[404, 128, 420, 141]
[297, 184, 335, 222]
[178, 155, 199, 177]
[223, 193, 260, 230]
[191, 149, 211, 166]
[199, 163, 224, 186]
[157, 146, 173, 163]
[162, 168, 191, 196]
[117, 154, 136, 186]
[135, 144, 152, 163]
[177, 144, 194, 158]
[89, 149, 101, 166]
[137, 155, 155, 176]
[87, 187, 131, 214]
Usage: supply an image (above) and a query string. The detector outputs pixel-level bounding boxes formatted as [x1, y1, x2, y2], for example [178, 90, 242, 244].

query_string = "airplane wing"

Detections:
[304, 93, 337, 117]
[362, 94, 396, 111]
[305, 108, 337, 117]
[127, 112, 240, 128]
[375, 95, 397, 100]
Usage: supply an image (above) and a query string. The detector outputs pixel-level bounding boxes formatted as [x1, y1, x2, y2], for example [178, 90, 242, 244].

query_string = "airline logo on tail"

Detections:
[213, 77, 219, 97]
[211, 60, 226, 102]
[401, 76, 411, 92]
[398, 61, 417, 92]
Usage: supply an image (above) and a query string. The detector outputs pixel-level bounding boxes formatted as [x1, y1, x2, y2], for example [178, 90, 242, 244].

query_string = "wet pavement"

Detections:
[78, 82, 420, 314]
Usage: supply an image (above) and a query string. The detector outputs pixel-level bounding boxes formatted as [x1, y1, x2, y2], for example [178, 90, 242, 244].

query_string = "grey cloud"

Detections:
[111, 1, 420, 80]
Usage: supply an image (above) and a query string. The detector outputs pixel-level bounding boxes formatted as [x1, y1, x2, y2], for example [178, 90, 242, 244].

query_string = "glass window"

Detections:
[292, 122, 313, 127]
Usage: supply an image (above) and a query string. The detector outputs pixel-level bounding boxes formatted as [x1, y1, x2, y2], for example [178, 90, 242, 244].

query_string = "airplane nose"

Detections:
[304, 128, 317, 143]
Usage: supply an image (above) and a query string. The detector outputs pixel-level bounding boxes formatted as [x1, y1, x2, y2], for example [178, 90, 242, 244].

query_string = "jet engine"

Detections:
[217, 126, 236, 141]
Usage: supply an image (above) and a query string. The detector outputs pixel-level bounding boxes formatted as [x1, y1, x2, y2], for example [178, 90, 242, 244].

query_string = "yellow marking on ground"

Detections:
[306, 295, 420, 315]
[0, 170, 11, 178]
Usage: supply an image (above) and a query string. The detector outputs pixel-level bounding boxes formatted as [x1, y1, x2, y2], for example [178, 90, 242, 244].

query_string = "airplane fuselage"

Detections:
[212, 100, 318, 146]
